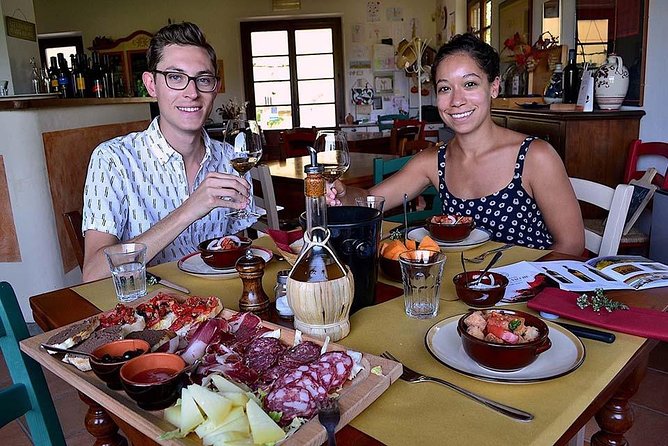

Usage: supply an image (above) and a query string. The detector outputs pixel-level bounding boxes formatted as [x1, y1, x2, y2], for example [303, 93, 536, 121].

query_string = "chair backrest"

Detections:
[623, 139, 668, 189]
[391, 119, 426, 156]
[377, 113, 409, 132]
[249, 164, 280, 232]
[63, 211, 85, 269]
[0, 282, 66, 445]
[279, 128, 316, 159]
[570, 178, 634, 256]
[373, 156, 442, 224]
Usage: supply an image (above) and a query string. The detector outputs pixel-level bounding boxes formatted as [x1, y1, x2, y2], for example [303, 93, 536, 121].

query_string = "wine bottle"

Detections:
[102, 54, 114, 98]
[89, 51, 104, 98]
[563, 49, 580, 104]
[74, 53, 87, 98]
[70, 54, 80, 97]
[56, 53, 73, 98]
[48, 56, 59, 94]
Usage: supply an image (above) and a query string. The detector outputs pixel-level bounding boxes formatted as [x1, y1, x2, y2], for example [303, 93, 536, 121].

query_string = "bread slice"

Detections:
[63, 326, 123, 371]
[44, 318, 99, 353]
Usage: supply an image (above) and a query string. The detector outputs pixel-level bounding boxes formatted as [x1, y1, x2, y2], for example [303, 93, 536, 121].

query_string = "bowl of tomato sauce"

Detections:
[119, 353, 187, 410]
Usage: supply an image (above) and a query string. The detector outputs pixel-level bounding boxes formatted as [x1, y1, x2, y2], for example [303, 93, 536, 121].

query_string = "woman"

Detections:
[328, 33, 584, 255]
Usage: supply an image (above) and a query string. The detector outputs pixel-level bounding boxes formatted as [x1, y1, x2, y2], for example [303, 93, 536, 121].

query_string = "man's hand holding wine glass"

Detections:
[183, 172, 251, 220]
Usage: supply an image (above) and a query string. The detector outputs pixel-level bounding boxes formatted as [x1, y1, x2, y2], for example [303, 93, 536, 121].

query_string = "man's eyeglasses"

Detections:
[153, 70, 219, 93]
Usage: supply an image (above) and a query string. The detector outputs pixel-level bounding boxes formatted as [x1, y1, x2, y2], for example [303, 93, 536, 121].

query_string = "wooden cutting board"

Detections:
[20, 307, 402, 446]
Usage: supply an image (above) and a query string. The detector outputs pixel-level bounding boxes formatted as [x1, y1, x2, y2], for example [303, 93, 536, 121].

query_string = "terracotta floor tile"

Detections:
[0, 419, 34, 446]
[626, 403, 668, 446]
[65, 430, 99, 446]
[43, 366, 78, 400]
[648, 341, 668, 373]
[632, 368, 668, 413]
[52, 389, 90, 438]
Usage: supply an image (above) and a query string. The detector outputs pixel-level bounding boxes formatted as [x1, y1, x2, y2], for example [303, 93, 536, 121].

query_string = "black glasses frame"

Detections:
[153, 70, 219, 93]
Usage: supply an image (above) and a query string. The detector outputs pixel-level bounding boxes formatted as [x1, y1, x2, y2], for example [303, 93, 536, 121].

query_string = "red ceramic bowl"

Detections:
[453, 271, 509, 308]
[90, 339, 150, 390]
[198, 236, 252, 269]
[120, 353, 187, 410]
[427, 215, 475, 242]
[457, 309, 551, 371]
[379, 256, 402, 282]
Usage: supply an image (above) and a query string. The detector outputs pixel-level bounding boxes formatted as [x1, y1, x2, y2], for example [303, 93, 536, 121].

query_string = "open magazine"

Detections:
[492, 256, 668, 303]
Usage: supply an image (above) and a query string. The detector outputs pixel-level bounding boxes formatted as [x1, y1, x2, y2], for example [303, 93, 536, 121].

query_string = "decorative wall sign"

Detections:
[374, 75, 394, 94]
[5, 16, 36, 41]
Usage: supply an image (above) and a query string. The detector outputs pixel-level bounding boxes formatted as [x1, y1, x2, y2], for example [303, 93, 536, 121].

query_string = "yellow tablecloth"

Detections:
[70, 230, 648, 445]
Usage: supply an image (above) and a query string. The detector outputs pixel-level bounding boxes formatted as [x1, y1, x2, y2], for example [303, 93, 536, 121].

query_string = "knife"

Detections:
[555, 321, 616, 343]
[146, 272, 190, 294]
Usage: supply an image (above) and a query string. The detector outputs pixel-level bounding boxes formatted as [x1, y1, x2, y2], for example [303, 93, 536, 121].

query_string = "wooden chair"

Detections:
[570, 178, 634, 256]
[377, 113, 408, 132]
[390, 119, 426, 156]
[373, 156, 441, 224]
[249, 164, 280, 233]
[0, 281, 66, 445]
[279, 128, 316, 159]
[63, 211, 85, 269]
[624, 139, 668, 189]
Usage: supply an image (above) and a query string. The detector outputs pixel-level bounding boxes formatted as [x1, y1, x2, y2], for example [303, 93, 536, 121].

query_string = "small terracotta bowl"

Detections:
[198, 236, 252, 269]
[457, 309, 551, 371]
[90, 339, 150, 390]
[453, 271, 509, 308]
[119, 353, 187, 410]
[427, 215, 475, 242]
[379, 256, 402, 282]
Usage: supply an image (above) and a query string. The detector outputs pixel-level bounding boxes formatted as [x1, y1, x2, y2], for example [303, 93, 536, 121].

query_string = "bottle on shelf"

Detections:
[48, 56, 59, 94]
[74, 53, 87, 98]
[102, 54, 115, 98]
[563, 49, 580, 104]
[89, 51, 105, 98]
[41, 66, 51, 94]
[30, 57, 41, 94]
[69, 54, 80, 98]
[56, 53, 73, 98]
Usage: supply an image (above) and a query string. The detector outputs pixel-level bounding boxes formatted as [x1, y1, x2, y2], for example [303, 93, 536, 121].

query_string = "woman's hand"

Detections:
[326, 180, 346, 206]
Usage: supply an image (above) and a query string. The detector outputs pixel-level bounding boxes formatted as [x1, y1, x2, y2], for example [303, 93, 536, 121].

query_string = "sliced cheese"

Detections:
[246, 399, 285, 445]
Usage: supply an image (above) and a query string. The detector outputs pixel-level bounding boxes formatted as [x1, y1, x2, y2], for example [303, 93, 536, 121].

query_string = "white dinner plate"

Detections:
[425, 314, 585, 383]
[177, 247, 273, 279]
[408, 227, 492, 252]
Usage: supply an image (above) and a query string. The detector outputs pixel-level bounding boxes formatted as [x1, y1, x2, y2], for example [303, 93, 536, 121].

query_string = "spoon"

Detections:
[460, 252, 468, 279]
[41, 343, 99, 359]
[471, 250, 504, 287]
[403, 194, 409, 245]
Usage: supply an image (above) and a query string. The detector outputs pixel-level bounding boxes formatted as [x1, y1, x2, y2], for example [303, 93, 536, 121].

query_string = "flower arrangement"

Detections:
[217, 98, 249, 120]
[502, 31, 559, 72]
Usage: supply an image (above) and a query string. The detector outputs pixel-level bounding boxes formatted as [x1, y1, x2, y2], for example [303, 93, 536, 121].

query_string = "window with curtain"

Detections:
[240, 18, 344, 130]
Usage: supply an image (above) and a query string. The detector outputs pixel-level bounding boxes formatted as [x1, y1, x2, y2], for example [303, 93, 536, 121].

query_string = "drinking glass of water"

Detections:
[104, 242, 147, 302]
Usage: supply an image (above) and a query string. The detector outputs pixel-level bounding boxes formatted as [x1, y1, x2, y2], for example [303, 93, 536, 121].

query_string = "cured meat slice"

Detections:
[278, 341, 321, 368]
[272, 364, 309, 390]
[291, 374, 328, 400]
[245, 337, 285, 372]
[265, 384, 318, 426]
[318, 351, 354, 390]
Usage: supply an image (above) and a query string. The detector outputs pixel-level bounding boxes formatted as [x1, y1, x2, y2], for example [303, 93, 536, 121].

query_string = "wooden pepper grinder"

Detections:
[236, 250, 270, 317]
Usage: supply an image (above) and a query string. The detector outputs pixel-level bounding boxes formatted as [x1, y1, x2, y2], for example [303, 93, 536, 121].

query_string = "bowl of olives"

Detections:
[90, 339, 150, 390]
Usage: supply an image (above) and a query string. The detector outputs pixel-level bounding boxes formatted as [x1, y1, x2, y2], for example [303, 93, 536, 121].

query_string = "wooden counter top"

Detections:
[0, 95, 155, 111]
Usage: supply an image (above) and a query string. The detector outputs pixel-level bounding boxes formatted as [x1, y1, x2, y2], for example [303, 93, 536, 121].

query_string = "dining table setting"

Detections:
[21, 220, 668, 446]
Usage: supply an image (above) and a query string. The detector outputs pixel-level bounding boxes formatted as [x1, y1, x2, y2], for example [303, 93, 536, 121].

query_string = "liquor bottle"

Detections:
[74, 53, 87, 98]
[70, 54, 80, 97]
[563, 49, 580, 104]
[30, 57, 41, 94]
[89, 51, 105, 98]
[56, 53, 73, 98]
[48, 56, 59, 93]
[290, 149, 346, 283]
[102, 54, 114, 98]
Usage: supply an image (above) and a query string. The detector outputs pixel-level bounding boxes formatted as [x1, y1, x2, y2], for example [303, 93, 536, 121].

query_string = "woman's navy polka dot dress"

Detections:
[437, 136, 553, 249]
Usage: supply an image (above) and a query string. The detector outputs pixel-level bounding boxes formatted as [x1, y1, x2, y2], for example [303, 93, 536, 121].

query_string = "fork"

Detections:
[318, 397, 340, 446]
[465, 243, 514, 264]
[381, 351, 533, 422]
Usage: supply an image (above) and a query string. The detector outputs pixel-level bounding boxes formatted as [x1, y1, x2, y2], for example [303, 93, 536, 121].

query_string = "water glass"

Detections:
[399, 250, 446, 319]
[355, 195, 385, 212]
[104, 243, 147, 302]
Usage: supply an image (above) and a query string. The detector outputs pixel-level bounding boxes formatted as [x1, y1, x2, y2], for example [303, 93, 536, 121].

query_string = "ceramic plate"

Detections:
[408, 227, 492, 252]
[177, 247, 273, 279]
[425, 314, 585, 383]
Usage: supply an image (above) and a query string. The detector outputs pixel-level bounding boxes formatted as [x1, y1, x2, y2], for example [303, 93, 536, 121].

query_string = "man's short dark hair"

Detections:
[146, 22, 217, 72]
[431, 33, 500, 86]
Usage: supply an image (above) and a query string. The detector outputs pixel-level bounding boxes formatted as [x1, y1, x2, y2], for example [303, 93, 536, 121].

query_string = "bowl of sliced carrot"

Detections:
[379, 235, 441, 282]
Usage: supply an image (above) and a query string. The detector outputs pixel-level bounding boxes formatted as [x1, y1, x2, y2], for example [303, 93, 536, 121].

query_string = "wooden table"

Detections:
[263, 152, 396, 219]
[345, 132, 391, 154]
[27, 247, 664, 446]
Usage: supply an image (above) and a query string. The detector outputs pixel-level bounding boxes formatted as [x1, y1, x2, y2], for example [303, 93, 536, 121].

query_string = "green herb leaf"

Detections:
[508, 319, 521, 332]
[269, 411, 282, 424]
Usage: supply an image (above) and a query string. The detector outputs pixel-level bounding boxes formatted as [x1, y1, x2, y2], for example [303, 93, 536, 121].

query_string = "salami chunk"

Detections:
[265, 384, 318, 426]
[278, 341, 321, 368]
[318, 351, 354, 390]
[245, 337, 285, 372]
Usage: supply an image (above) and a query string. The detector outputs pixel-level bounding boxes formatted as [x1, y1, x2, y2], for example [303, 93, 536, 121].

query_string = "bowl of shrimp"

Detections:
[198, 235, 252, 269]
[457, 309, 551, 371]
[427, 214, 475, 242]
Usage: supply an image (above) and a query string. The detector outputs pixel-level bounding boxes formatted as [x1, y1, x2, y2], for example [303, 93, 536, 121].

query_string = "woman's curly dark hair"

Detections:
[431, 33, 500, 88]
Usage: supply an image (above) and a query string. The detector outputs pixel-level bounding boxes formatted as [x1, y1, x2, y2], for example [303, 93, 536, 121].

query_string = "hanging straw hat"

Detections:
[396, 38, 419, 70]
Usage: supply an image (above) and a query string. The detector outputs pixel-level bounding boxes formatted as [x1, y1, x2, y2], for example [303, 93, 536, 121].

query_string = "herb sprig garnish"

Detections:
[576, 288, 629, 313]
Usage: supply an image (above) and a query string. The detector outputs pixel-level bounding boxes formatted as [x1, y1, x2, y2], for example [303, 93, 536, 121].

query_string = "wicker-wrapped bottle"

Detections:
[287, 149, 354, 341]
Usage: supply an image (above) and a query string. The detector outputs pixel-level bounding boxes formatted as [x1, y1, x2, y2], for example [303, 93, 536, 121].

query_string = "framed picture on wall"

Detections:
[374, 75, 393, 94]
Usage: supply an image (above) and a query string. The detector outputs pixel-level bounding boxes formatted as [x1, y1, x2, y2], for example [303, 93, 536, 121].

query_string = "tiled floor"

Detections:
[2, 329, 666, 445]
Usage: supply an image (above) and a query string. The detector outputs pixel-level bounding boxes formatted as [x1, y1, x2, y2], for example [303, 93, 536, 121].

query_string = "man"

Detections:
[82, 22, 255, 281]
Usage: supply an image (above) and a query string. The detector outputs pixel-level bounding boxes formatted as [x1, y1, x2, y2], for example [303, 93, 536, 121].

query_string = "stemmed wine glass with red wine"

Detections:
[224, 119, 263, 218]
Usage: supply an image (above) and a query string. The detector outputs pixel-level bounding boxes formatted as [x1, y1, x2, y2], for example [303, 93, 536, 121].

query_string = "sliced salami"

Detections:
[265, 384, 318, 426]
[278, 341, 321, 367]
[291, 374, 328, 400]
[245, 337, 285, 372]
[318, 351, 354, 390]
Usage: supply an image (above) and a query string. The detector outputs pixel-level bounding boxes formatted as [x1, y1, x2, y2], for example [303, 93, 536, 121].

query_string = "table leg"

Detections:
[591, 354, 648, 446]
[79, 392, 128, 446]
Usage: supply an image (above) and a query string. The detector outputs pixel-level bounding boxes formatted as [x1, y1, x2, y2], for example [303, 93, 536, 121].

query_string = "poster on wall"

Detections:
[367, 1, 381, 22]
[373, 44, 395, 71]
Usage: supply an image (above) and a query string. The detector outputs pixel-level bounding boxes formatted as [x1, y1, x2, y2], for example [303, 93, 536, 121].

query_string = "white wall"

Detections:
[1, 0, 41, 94]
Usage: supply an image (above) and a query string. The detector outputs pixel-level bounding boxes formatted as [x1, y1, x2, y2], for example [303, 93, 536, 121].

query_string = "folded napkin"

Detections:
[266, 228, 304, 253]
[528, 288, 668, 342]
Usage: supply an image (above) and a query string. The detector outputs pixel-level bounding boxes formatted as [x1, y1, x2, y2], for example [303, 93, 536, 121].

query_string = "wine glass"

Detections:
[224, 119, 263, 218]
[313, 130, 350, 183]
